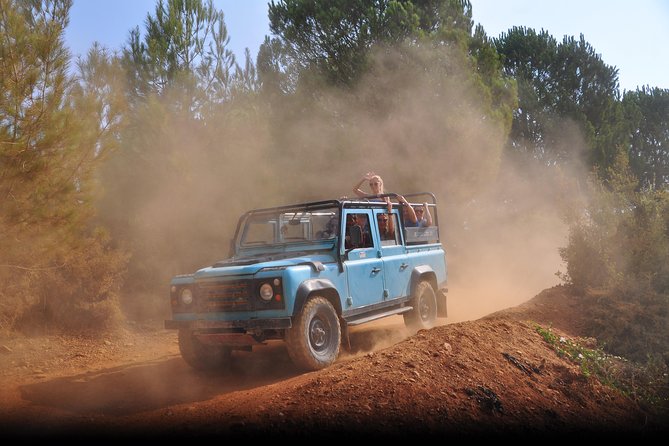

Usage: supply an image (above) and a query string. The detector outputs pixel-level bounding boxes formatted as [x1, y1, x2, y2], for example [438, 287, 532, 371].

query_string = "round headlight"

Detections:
[180, 288, 194, 305]
[259, 283, 274, 301]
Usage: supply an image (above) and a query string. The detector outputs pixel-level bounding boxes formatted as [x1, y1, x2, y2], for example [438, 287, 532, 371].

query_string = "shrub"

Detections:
[12, 228, 130, 335]
[536, 324, 669, 415]
[558, 154, 669, 364]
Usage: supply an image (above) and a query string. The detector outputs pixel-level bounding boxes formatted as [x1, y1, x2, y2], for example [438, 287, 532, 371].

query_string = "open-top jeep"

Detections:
[165, 192, 448, 371]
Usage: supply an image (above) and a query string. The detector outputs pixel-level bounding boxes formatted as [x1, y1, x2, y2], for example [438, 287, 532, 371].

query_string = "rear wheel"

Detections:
[403, 280, 437, 333]
[178, 329, 232, 371]
[285, 296, 341, 371]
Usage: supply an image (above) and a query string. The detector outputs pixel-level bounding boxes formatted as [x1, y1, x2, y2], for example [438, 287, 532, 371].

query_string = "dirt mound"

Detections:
[0, 286, 664, 439]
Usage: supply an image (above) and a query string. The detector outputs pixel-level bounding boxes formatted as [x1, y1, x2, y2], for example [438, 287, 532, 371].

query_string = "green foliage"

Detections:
[494, 27, 620, 170]
[0, 0, 128, 334]
[265, 0, 490, 90]
[72, 42, 128, 154]
[536, 324, 669, 413]
[558, 154, 669, 367]
[267, 0, 420, 87]
[623, 87, 669, 190]
[1, 0, 79, 235]
[536, 324, 611, 378]
[582, 290, 669, 364]
[559, 154, 669, 296]
[122, 0, 254, 112]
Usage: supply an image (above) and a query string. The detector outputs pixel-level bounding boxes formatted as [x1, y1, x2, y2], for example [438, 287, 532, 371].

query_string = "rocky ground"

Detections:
[0, 285, 666, 440]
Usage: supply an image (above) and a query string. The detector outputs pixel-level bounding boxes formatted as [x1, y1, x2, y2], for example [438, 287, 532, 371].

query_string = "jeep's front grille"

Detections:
[198, 280, 252, 311]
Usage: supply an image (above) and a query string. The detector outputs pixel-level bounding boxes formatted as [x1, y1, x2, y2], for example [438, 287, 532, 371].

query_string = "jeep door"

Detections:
[342, 210, 385, 307]
[373, 209, 412, 300]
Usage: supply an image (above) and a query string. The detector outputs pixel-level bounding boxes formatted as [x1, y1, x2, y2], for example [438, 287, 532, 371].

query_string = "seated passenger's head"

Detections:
[326, 217, 337, 232]
[414, 206, 425, 218]
[378, 214, 389, 229]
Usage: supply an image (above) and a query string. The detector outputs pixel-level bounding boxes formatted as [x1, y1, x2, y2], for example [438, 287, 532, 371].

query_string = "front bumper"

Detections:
[164, 317, 292, 331]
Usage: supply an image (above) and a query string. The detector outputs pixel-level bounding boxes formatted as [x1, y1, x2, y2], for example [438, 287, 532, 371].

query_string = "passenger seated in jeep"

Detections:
[346, 213, 374, 249]
[413, 203, 433, 227]
[377, 213, 395, 242]
[357, 213, 372, 247]
[345, 214, 363, 248]
[317, 216, 338, 239]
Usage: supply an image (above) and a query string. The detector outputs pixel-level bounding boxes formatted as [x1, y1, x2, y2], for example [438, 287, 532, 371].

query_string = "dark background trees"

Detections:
[493, 27, 621, 172]
[623, 87, 669, 190]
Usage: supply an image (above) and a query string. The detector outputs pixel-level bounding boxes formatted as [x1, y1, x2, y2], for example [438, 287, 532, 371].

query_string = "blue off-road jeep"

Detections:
[165, 192, 448, 371]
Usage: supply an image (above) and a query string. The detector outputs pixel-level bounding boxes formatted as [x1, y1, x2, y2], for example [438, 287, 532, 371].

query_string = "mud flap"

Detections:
[340, 318, 351, 352]
[437, 287, 448, 318]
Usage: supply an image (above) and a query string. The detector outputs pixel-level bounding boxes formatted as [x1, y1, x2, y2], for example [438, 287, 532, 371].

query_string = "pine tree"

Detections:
[0, 0, 127, 332]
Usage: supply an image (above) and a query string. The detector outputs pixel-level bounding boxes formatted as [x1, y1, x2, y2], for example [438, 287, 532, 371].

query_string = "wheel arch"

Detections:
[294, 279, 342, 317]
[410, 265, 437, 296]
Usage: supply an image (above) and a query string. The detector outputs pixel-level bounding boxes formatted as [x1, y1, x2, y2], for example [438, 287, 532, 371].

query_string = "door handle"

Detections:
[371, 267, 381, 273]
[400, 263, 408, 270]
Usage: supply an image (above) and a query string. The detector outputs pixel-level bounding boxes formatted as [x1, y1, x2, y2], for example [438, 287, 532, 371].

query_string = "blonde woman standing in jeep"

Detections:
[352, 171, 391, 204]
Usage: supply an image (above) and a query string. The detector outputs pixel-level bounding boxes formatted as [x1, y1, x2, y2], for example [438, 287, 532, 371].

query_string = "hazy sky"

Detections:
[65, 0, 669, 92]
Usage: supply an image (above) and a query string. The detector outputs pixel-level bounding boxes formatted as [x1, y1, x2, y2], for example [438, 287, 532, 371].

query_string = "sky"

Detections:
[64, 0, 669, 92]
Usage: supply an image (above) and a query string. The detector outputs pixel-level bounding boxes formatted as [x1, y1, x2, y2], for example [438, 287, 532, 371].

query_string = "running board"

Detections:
[345, 306, 413, 326]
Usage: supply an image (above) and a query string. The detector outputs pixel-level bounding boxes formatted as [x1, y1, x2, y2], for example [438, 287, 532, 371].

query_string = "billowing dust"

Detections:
[98, 42, 587, 357]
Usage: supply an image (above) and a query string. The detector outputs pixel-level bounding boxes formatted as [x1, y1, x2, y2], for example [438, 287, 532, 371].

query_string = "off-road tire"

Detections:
[403, 280, 437, 333]
[178, 329, 232, 371]
[285, 296, 341, 371]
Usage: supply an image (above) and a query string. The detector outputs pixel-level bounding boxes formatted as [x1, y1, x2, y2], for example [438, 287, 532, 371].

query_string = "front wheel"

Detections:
[178, 329, 232, 371]
[403, 280, 438, 333]
[285, 296, 341, 371]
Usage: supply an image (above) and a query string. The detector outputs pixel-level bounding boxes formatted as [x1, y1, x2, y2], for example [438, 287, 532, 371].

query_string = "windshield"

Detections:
[239, 206, 339, 247]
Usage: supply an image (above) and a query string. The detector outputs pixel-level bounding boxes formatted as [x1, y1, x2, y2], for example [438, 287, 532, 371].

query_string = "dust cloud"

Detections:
[101, 42, 587, 332]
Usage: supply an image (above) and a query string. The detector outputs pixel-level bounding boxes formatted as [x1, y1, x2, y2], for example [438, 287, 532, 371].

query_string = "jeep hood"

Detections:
[193, 252, 335, 278]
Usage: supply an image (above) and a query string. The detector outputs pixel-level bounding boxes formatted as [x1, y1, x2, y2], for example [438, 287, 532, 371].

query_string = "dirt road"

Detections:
[0, 287, 663, 439]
